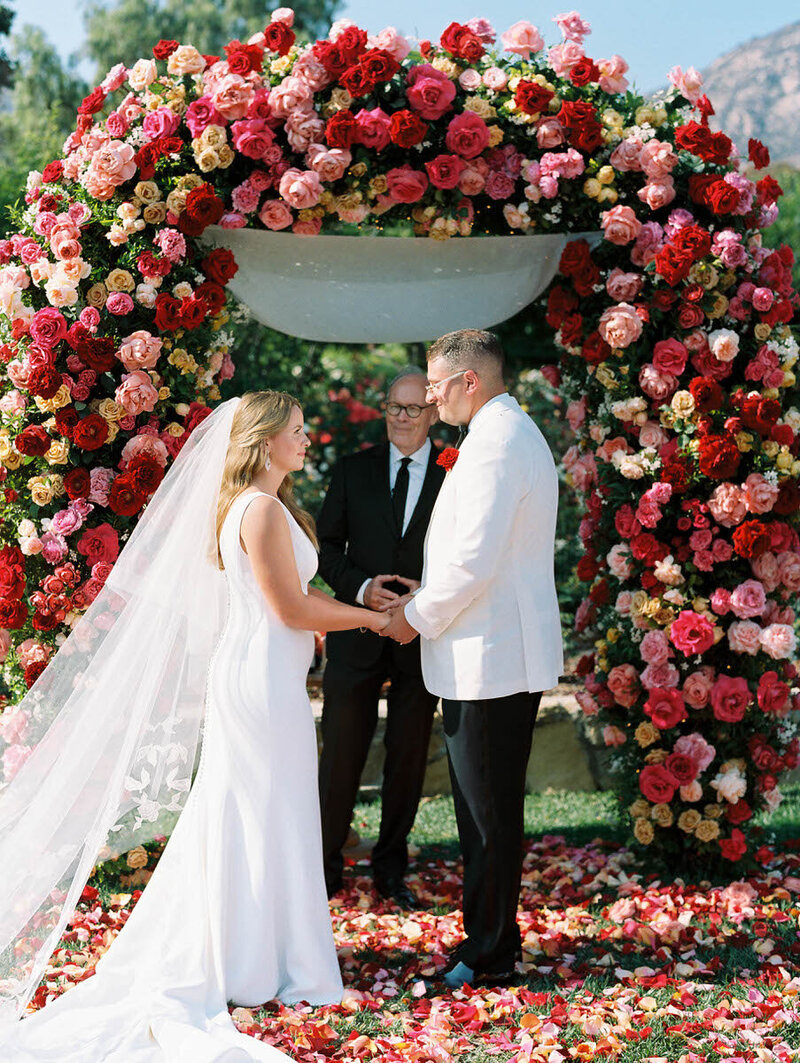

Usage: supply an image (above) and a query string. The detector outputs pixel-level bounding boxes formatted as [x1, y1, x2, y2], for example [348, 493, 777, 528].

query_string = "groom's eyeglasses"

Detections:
[384, 402, 425, 419]
[425, 369, 467, 395]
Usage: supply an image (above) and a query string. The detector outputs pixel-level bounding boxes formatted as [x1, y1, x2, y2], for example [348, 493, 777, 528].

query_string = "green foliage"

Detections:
[0, 3, 13, 90]
[762, 165, 800, 287]
[81, 0, 340, 80]
[0, 26, 87, 237]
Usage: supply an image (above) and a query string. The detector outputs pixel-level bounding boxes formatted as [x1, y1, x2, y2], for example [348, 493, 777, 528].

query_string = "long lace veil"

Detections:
[0, 396, 240, 1024]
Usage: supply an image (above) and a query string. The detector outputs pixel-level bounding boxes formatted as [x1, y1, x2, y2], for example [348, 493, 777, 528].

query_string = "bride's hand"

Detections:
[364, 610, 391, 633]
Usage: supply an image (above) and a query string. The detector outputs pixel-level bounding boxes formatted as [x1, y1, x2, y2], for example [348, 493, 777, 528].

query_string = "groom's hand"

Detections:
[364, 574, 403, 611]
[380, 606, 419, 645]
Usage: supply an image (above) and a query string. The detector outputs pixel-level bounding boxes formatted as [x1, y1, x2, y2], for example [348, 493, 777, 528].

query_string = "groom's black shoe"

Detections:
[326, 878, 343, 899]
[425, 948, 520, 990]
[374, 876, 424, 910]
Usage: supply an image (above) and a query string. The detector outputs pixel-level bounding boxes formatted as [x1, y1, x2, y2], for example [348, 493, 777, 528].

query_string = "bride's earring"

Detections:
[264, 450, 271, 472]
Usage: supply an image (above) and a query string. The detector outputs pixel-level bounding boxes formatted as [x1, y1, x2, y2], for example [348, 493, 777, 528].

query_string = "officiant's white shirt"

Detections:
[404, 393, 563, 701]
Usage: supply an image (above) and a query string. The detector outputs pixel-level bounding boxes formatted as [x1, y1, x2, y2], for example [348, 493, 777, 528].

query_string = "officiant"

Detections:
[317, 368, 445, 909]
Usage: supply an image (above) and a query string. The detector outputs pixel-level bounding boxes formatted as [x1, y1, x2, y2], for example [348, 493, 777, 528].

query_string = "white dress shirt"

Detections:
[356, 438, 431, 605]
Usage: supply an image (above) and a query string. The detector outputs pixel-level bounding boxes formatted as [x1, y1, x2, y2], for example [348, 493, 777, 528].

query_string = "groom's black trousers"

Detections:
[442, 691, 542, 972]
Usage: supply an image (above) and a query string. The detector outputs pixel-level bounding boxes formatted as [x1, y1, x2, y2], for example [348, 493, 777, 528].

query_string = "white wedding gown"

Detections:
[0, 490, 343, 1061]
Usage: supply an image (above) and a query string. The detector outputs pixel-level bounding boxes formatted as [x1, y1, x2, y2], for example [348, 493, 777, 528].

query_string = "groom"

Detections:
[382, 329, 563, 987]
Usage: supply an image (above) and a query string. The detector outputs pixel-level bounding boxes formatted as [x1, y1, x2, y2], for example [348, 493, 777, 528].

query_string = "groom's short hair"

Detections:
[427, 329, 505, 381]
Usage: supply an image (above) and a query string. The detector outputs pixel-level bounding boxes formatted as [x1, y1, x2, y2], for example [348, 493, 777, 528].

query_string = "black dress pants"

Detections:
[442, 690, 542, 971]
[319, 647, 437, 892]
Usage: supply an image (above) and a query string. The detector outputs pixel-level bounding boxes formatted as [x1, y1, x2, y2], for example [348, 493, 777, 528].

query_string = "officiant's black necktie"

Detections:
[392, 457, 411, 534]
[456, 424, 469, 448]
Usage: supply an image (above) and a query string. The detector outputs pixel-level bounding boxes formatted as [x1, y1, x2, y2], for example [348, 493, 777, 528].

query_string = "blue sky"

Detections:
[7, 0, 800, 94]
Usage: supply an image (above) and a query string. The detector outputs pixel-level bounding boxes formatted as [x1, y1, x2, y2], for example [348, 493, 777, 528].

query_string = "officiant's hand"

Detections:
[380, 606, 419, 645]
[364, 574, 404, 611]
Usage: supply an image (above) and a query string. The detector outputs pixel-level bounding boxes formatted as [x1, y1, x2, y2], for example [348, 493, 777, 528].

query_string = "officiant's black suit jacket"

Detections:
[317, 441, 445, 673]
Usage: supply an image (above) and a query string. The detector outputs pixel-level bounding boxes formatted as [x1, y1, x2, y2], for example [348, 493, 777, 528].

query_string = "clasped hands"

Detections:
[364, 574, 420, 645]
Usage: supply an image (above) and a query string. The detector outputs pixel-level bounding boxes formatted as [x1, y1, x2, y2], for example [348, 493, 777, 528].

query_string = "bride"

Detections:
[0, 391, 390, 1061]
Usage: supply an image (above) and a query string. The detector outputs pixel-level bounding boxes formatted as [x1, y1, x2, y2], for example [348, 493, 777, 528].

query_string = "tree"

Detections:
[0, 4, 13, 90]
[82, 0, 340, 79]
[0, 27, 86, 236]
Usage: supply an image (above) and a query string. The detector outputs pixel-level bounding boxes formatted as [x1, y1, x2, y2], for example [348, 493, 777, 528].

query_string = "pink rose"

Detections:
[668, 65, 703, 103]
[29, 307, 67, 349]
[598, 303, 643, 349]
[603, 725, 626, 747]
[638, 178, 676, 212]
[142, 106, 180, 142]
[707, 483, 747, 527]
[639, 629, 671, 666]
[185, 96, 226, 138]
[354, 107, 392, 151]
[606, 663, 640, 708]
[711, 675, 751, 723]
[548, 40, 585, 76]
[777, 551, 800, 592]
[306, 144, 351, 182]
[670, 610, 715, 656]
[458, 163, 487, 196]
[640, 662, 680, 690]
[278, 168, 322, 209]
[711, 588, 732, 616]
[464, 17, 496, 43]
[386, 165, 429, 204]
[743, 473, 779, 515]
[639, 422, 668, 448]
[115, 370, 159, 416]
[482, 66, 508, 90]
[292, 53, 331, 92]
[674, 731, 716, 772]
[445, 112, 491, 160]
[535, 118, 565, 149]
[269, 75, 313, 118]
[727, 620, 762, 656]
[406, 64, 457, 120]
[106, 292, 133, 315]
[609, 137, 643, 173]
[153, 228, 187, 263]
[212, 73, 256, 120]
[553, 11, 591, 40]
[285, 111, 325, 153]
[751, 551, 780, 593]
[366, 26, 411, 62]
[231, 118, 276, 159]
[606, 268, 643, 303]
[760, 623, 797, 660]
[120, 434, 168, 468]
[292, 217, 321, 236]
[639, 140, 678, 179]
[601, 205, 641, 246]
[630, 221, 664, 267]
[566, 398, 586, 432]
[652, 338, 687, 376]
[50, 507, 82, 537]
[87, 139, 136, 191]
[598, 54, 630, 95]
[730, 579, 767, 619]
[259, 199, 293, 230]
[638, 364, 678, 402]
[607, 543, 633, 579]
[500, 20, 544, 57]
[708, 328, 740, 363]
[424, 154, 465, 190]
[116, 330, 162, 372]
[682, 668, 716, 710]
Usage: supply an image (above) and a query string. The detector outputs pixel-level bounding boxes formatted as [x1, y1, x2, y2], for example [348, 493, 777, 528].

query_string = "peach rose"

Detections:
[777, 551, 800, 592]
[167, 45, 206, 76]
[259, 199, 293, 230]
[115, 370, 159, 416]
[367, 26, 411, 62]
[743, 472, 779, 515]
[707, 483, 747, 527]
[86, 140, 137, 198]
[606, 663, 640, 708]
[116, 330, 162, 372]
[606, 268, 643, 303]
[306, 144, 351, 183]
[269, 76, 313, 118]
[609, 137, 644, 172]
[727, 620, 762, 656]
[128, 58, 157, 91]
[598, 303, 643, 349]
[500, 20, 544, 57]
[286, 112, 326, 153]
[638, 178, 676, 212]
[278, 168, 322, 209]
[682, 668, 715, 710]
[212, 74, 256, 120]
[639, 140, 678, 179]
[708, 328, 740, 363]
[535, 118, 565, 149]
[600, 205, 641, 246]
[760, 623, 797, 660]
[751, 551, 780, 593]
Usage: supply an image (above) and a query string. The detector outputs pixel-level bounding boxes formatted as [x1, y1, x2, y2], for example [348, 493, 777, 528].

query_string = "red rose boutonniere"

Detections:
[437, 447, 460, 471]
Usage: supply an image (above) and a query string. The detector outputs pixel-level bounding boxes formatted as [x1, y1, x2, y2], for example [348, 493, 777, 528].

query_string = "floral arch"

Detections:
[0, 7, 797, 874]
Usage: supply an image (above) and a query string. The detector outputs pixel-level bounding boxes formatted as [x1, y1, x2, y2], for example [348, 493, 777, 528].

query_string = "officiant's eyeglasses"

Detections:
[425, 369, 467, 395]
[384, 402, 425, 418]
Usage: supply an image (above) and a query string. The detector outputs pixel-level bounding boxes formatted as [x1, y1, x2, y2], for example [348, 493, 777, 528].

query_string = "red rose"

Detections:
[108, 474, 146, 517]
[559, 239, 592, 277]
[389, 109, 428, 148]
[153, 39, 179, 59]
[546, 285, 579, 328]
[581, 331, 612, 365]
[629, 532, 669, 567]
[336, 25, 368, 64]
[64, 467, 91, 499]
[134, 141, 162, 181]
[77, 522, 119, 565]
[689, 376, 724, 413]
[78, 87, 106, 115]
[0, 599, 27, 628]
[138, 250, 171, 279]
[559, 313, 583, 347]
[15, 425, 50, 457]
[72, 414, 109, 451]
[557, 100, 603, 153]
[360, 48, 400, 83]
[154, 293, 182, 333]
[697, 434, 740, 480]
[263, 21, 295, 55]
[732, 519, 771, 560]
[179, 293, 209, 330]
[639, 763, 679, 803]
[440, 21, 484, 61]
[710, 675, 751, 723]
[576, 554, 600, 581]
[127, 455, 165, 495]
[184, 402, 213, 434]
[325, 110, 357, 148]
[436, 446, 460, 471]
[514, 80, 554, 116]
[650, 289, 679, 312]
[675, 120, 711, 156]
[726, 800, 752, 824]
[740, 395, 780, 435]
[644, 688, 687, 730]
[78, 336, 116, 373]
[572, 261, 601, 297]
[340, 63, 376, 99]
[27, 365, 62, 399]
[672, 223, 712, 261]
[706, 179, 740, 214]
[194, 281, 226, 315]
[719, 828, 747, 861]
[774, 479, 800, 516]
[748, 138, 770, 169]
[178, 183, 224, 236]
[654, 245, 693, 287]
[664, 752, 697, 785]
[24, 660, 47, 688]
[225, 46, 259, 77]
[569, 57, 600, 86]
[757, 175, 783, 207]
[312, 40, 349, 78]
[41, 160, 64, 184]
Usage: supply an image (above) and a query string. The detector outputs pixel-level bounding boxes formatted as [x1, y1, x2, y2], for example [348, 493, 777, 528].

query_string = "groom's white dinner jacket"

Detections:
[404, 393, 563, 701]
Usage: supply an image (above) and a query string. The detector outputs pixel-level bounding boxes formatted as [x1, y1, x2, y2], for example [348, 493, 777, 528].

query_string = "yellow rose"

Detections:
[597, 187, 618, 204]
[633, 818, 654, 845]
[28, 476, 54, 506]
[369, 175, 388, 196]
[776, 449, 793, 471]
[634, 722, 659, 748]
[178, 174, 204, 191]
[487, 126, 504, 147]
[635, 105, 656, 126]
[198, 125, 227, 151]
[166, 189, 188, 216]
[583, 177, 602, 199]
[431, 57, 460, 78]
[597, 165, 615, 185]
[106, 268, 135, 293]
[754, 323, 772, 342]
[126, 845, 148, 869]
[651, 803, 673, 828]
[694, 819, 720, 842]
[34, 385, 71, 413]
[85, 282, 107, 309]
[167, 422, 186, 437]
[629, 799, 650, 819]
[44, 439, 70, 465]
[644, 748, 668, 765]
[703, 803, 723, 820]
[595, 364, 618, 389]
[706, 294, 728, 319]
[142, 202, 168, 225]
[270, 54, 293, 76]
[762, 440, 780, 458]
[158, 386, 171, 401]
[208, 385, 221, 401]
[194, 146, 220, 172]
[2, 450, 22, 471]
[653, 606, 676, 626]
[166, 44, 205, 76]
[464, 96, 496, 119]
[349, 161, 368, 178]
[670, 390, 695, 419]
[678, 810, 702, 833]
[97, 399, 124, 423]
[735, 431, 753, 453]
[217, 145, 235, 169]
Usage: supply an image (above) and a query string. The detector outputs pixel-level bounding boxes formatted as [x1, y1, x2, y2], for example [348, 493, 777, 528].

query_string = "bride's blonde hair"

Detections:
[215, 391, 318, 568]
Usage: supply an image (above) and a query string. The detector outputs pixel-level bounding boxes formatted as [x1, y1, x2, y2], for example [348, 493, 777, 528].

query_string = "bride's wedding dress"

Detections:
[0, 489, 342, 1062]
